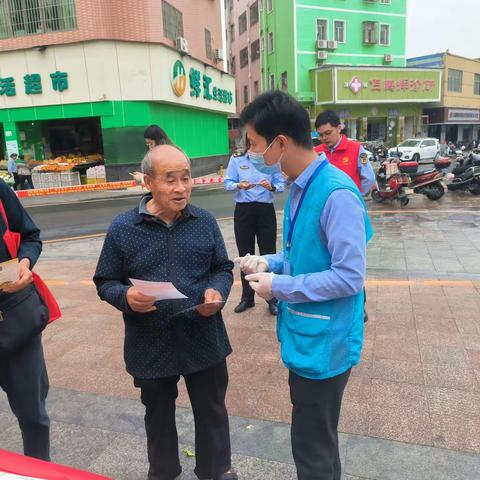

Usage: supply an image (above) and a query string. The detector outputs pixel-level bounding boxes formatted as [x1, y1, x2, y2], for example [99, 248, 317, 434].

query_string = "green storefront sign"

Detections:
[0, 71, 69, 96]
[315, 68, 441, 104]
[170, 60, 233, 105]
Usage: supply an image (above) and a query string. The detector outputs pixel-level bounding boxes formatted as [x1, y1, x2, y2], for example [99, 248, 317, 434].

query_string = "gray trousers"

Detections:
[0, 334, 50, 460]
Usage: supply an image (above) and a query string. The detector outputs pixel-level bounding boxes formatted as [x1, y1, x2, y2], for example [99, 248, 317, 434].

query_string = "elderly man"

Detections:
[93, 145, 237, 480]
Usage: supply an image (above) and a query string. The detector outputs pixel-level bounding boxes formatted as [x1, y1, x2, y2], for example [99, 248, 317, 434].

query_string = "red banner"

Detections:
[0, 449, 111, 479]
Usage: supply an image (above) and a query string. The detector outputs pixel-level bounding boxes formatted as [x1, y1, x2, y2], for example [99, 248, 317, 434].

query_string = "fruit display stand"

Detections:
[0, 160, 14, 186]
[32, 154, 104, 189]
[0, 449, 111, 479]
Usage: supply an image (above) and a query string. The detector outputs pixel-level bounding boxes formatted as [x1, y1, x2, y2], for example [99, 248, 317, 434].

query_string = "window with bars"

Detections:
[238, 11, 247, 35]
[162, 0, 183, 41]
[267, 31, 274, 53]
[269, 73, 275, 90]
[230, 56, 236, 75]
[251, 38, 260, 61]
[243, 85, 248, 104]
[317, 19, 327, 41]
[380, 24, 390, 45]
[334, 20, 345, 42]
[281, 71, 287, 91]
[447, 69, 462, 93]
[0, 0, 77, 39]
[240, 46, 248, 68]
[249, 1, 258, 26]
[205, 28, 212, 59]
[475, 74, 480, 95]
[363, 21, 378, 44]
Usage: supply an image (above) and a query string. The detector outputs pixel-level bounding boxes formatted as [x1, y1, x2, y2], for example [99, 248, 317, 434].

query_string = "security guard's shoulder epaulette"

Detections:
[233, 151, 244, 157]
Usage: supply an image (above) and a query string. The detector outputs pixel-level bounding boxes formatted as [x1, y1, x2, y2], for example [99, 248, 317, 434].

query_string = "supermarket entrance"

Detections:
[17, 117, 106, 189]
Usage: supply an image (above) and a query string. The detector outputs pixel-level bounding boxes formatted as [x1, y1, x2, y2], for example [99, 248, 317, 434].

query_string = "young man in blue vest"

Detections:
[236, 91, 373, 480]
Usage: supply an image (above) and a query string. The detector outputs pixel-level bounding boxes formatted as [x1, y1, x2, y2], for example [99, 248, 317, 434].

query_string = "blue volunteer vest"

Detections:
[277, 161, 373, 380]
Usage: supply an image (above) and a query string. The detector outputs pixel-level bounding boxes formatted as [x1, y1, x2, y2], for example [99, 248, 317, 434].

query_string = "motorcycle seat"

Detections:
[409, 168, 436, 177]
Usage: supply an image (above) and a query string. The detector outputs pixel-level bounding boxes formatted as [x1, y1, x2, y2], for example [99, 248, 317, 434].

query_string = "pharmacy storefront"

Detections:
[0, 40, 235, 184]
[311, 67, 442, 145]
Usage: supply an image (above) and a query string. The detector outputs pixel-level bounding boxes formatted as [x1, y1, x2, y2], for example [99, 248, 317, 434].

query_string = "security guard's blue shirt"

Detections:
[224, 153, 286, 203]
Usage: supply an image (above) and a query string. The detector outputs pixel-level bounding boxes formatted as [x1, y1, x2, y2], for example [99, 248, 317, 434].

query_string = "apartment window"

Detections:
[205, 29, 213, 59]
[231, 56, 236, 75]
[267, 0, 273, 13]
[269, 73, 275, 90]
[254, 80, 259, 97]
[259, 0, 263, 10]
[251, 39, 260, 62]
[267, 31, 274, 53]
[162, 0, 184, 41]
[243, 85, 249, 104]
[379, 24, 390, 45]
[448, 69, 463, 92]
[250, 1, 259, 26]
[239, 11, 247, 35]
[317, 19, 328, 41]
[363, 21, 378, 44]
[334, 20, 345, 43]
[380, 0, 391, 3]
[240, 46, 249, 68]
[281, 71, 288, 91]
[0, 0, 77, 39]
[475, 74, 480, 95]
[229, 23, 235, 42]
[260, 35, 264, 50]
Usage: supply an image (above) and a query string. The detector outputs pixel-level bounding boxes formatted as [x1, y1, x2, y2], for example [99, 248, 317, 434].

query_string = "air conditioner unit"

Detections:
[327, 40, 338, 50]
[175, 37, 189, 53]
[317, 51, 328, 61]
[317, 39, 328, 49]
[384, 54, 393, 63]
[215, 48, 224, 61]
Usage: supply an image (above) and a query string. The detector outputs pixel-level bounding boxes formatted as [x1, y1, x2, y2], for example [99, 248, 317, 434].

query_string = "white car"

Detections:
[389, 138, 439, 162]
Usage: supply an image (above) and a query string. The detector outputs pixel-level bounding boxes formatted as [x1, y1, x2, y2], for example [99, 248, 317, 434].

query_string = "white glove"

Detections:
[245, 272, 274, 301]
[234, 254, 269, 275]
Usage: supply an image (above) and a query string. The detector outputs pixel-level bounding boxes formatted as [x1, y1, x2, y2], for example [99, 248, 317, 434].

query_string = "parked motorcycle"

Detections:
[447, 152, 480, 195]
[371, 154, 447, 204]
[371, 155, 411, 206]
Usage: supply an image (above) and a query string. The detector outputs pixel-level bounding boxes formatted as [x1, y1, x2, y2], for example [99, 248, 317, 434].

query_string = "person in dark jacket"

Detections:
[93, 145, 237, 480]
[0, 179, 50, 461]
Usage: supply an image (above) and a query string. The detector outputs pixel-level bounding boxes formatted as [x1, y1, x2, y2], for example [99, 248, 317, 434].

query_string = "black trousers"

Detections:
[12, 172, 21, 191]
[234, 202, 277, 302]
[134, 360, 231, 480]
[0, 334, 50, 461]
[289, 369, 351, 480]
[19, 175, 34, 190]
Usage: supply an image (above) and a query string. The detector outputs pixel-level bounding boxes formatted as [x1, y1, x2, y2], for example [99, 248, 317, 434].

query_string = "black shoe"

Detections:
[234, 300, 254, 314]
[267, 300, 278, 316]
[364, 310, 369, 323]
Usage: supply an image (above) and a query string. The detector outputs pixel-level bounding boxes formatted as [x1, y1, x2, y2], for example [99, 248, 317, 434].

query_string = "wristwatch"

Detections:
[271, 185, 276, 192]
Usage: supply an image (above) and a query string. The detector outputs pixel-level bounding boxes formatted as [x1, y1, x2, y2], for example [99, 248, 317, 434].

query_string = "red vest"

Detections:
[314, 135, 361, 189]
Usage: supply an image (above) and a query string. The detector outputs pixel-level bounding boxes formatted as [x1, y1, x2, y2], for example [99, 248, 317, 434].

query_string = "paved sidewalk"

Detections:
[1, 192, 480, 479]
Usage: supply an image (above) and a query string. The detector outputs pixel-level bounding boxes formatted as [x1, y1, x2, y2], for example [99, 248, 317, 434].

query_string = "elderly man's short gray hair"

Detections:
[141, 144, 191, 177]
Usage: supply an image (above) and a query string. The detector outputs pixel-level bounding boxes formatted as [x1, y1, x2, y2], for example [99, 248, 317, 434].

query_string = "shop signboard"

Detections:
[315, 67, 442, 104]
[447, 109, 480, 122]
[0, 72, 69, 97]
[171, 60, 233, 105]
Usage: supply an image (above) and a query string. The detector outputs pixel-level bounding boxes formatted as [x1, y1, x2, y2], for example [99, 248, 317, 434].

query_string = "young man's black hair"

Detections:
[314, 110, 341, 129]
[240, 90, 312, 149]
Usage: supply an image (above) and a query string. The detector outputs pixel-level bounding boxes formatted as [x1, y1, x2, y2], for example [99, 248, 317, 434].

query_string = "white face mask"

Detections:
[247, 137, 283, 175]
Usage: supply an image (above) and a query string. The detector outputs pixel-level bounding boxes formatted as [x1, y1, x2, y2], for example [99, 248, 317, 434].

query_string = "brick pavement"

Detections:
[1, 191, 480, 478]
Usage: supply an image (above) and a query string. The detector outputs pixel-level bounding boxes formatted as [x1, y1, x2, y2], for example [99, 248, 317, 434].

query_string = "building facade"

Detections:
[407, 52, 480, 144]
[258, 0, 441, 144]
[0, 0, 235, 179]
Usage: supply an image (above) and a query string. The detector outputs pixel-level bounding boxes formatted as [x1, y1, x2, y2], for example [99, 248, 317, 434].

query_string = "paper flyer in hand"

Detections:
[0, 258, 20, 287]
[129, 278, 187, 301]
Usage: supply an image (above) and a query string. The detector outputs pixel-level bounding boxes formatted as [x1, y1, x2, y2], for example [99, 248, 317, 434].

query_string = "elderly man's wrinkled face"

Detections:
[144, 148, 192, 215]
